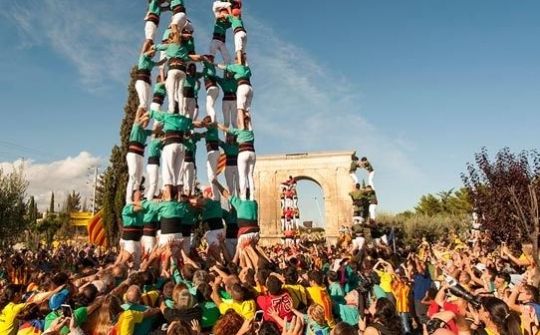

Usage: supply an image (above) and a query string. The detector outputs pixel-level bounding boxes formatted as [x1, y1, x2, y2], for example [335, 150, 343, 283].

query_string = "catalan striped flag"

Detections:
[87, 210, 107, 247]
[216, 153, 227, 175]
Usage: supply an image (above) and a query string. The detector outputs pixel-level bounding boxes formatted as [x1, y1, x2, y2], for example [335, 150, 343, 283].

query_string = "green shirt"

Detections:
[170, 0, 184, 8]
[303, 315, 330, 335]
[338, 304, 359, 327]
[201, 301, 220, 329]
[227, 128, 254, 144]
[150, 110, 193, 132]
[155, 43, 190, 61]
[185, 37, 196, 55]
[184, 133, 202, 153]
[225, 64, 251, 81]
[123, 304, 157, 335]
[367, 190, 378, 204]
[227, 15, 244, 30]
[213, 19, 231, 36]
[162, 28, 171, 42]
[229, 196, 258, 221]
[141, 199, 160, 223]
[184, 73, 203, 89]
[362, 161, 374, 172]
[216, 76, 237, 94]
[153, 82, 166, 96]
[349, 190, 364, 210]
[44, 308, 88, 335]
[122, 204, 144, 227]
[349, 161, 358, 173]
[205, 127, 220, 142]
[203, 62, 217, 80]
[147, 138, 163, 158]
[147, 0, 161, 15]
[219, 141, 239, 156]
[129, 123, 152, 144]
[202, 200, 223, 221]
[183, 202, 199, 226]
[156, 201, 185, 219]
[138, 54, 157, 71]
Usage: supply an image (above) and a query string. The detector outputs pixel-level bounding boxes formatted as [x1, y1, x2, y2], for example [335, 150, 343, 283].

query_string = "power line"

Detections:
[0, 140, 62, 160]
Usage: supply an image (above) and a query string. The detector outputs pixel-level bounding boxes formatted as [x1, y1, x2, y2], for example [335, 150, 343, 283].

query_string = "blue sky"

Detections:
[1, 0, 539, 222]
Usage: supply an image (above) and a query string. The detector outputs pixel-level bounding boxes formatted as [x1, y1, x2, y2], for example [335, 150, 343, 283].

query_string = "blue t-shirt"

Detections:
[412, 271, 432, 301]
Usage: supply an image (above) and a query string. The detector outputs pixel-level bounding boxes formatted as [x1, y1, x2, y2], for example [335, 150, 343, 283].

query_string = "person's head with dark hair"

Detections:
[196, 283, 213, 302]
[256, 268, 271, 286]
[51, 272, 70, 288]
[368, 298, 402, 334]
[266, 275, 283, 296]
[75, 283, 98, 308]
[181, 264, 197, 282]
[361, 157, 368, 162]
[327, 271, 339, 284]
[331, 322, 357, 335]
[308, 270, 324, 286]
[284, 267, 299, 285]
[259, 321, 280, 335]
[229, 283, 245, 302]
[0, 284, 24, 309]
[213, 310, 244, 335]
[355, 183, 361, 190]
[494, 272, 510, 290]
[518, 284, 539, 304]
[479, 297, 521, 335]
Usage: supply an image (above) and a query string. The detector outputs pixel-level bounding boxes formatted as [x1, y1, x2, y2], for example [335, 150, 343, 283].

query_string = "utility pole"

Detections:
[92, 167, 98, 215]
[314, 196, 323, 226]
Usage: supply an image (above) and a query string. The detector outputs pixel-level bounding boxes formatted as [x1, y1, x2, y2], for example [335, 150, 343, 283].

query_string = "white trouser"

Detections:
[182, 161, 195, 195]
[171, 12, 187, 30]
[293, 197, 298, 208]
[285, 198, 293, 209]
[281, 218, 285, 231]
[162, 143, 184, 186]
[350, 173, 358, 184]
[237, 84, 253, 112]
[146, 163, 160, 199]
[368, 171, 375, 189]
[193, 103, 199, 120]
[206, 228, 225, 247]
[158, 233, 183, 247]
[159, 51, 167, 73]
[144, 21, 157, 41]
[224, 165, 239, 197]
[206, 86, 219, 121]
[150, 102, 162, 112]
[183, 97, 196, 119]
[222, 99, 237, 127]
[352, 236, 366, 251]
[141, 235, 156, 254]
[369, 204, 377, 220]
[237, 232, 259, 249]
[209, 39, 231, 64]
[126, 153, 144, 204]
[166, 69, 186, 113]
[206, 150, 220, 198]
[234, 30, 247, 53]
[212, 1, 231, 17]
[135, 80, 151, 109]
[119, 239, 141, 268]
[238, 150, 256, 200]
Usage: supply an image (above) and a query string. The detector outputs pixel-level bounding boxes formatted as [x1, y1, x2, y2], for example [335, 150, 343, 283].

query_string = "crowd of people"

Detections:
[2, 220, 540, 335]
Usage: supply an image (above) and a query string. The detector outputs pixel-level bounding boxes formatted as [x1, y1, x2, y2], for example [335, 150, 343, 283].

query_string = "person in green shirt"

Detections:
[365, 185, 378, 221]
[216, 70, 238, 127]
[201, 56, 219, 122]
[218, 52, 252, 118]
[203, 116, 222, 200]
[183, 63, 203, 119]
[223, 207, 239, 257]
[136, 41, 166, 112]
[144, 0, 168, 42]
[360, 156, 375, 189]
[228, 13, 247, 62]
[141, 198, 160, 256]
[219, 133, 239, 197]
[145, 123, 164, 200]
[126, 110, 151, 204]
[217, 110, 255, 200]
[150, 74, 166, 112]
[199, 192, 225, 257]
[209, 11, 232, 64]
[349, 183, 364, 225]
[182, 131, 203, 196]
[154, 32, 206, 114]
[156, 185, 188, 247]
[349, 156, 360, 185]
[117, 189, 145, 269]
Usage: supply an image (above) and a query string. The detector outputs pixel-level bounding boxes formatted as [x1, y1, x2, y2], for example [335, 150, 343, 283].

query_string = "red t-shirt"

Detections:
[256, 292, 294, 328]
[427, 301, 459, 334]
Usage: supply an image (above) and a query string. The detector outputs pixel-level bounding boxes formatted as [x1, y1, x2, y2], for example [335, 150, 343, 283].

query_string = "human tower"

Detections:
[117, 0, 261, 269]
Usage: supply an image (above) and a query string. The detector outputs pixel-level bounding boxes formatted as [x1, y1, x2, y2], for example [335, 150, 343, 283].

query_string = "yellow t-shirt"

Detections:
[218, 299, 256, 319]
[306, 285, 335, 327]
[0, 302, 26, 335]
[375, 270, 393, 293]
[117, 310, 144, 335]
[283, 284, 308, 309]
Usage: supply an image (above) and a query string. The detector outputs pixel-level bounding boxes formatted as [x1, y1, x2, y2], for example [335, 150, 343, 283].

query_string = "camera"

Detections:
[444, 275, 481, 309]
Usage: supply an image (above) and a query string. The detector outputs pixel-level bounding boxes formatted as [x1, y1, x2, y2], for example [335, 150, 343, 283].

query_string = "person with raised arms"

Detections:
[154, 31, 205, 114]
[217, 52, 252, 118]
[209, 10, 232, 64]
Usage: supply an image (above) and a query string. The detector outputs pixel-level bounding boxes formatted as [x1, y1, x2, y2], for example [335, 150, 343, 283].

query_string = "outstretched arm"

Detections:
[212, 179, 230, 201]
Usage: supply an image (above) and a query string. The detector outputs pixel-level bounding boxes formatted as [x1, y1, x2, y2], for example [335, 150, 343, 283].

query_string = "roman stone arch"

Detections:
[254, 151, 355, 244]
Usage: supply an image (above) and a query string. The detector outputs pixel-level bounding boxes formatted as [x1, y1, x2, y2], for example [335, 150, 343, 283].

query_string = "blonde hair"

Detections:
[307, 304, 326, 326]
[173, 285, 194, 310]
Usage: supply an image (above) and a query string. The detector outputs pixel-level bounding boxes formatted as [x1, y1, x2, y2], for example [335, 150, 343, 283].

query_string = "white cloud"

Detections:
[0, 152, 101, 212]
[4, 0, 139, 91]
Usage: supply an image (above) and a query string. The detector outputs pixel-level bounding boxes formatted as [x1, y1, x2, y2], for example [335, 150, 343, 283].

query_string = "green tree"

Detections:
[49, 191, 55, 213]
[0, 165, 29, 246]
[64, 190, 82, 213]
[414, 188, 472, 216]
[99, 66, 138, 245]
[27, 195, 39, 226]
